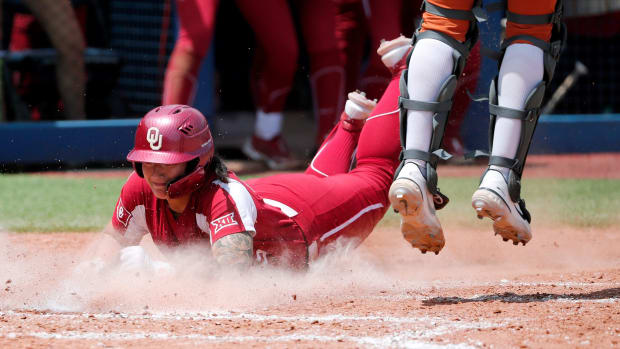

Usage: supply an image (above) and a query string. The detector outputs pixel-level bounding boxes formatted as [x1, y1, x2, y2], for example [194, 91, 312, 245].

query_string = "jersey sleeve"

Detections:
[207, 179, 257, 245]
[109, 172, 149, 246]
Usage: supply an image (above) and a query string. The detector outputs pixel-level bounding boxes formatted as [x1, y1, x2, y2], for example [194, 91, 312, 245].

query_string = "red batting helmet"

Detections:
[127, 105, 215, 198]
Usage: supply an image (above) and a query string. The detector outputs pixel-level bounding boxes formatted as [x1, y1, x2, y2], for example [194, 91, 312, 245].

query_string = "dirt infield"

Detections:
[1, 153, 619, 348]
[1, 225, 619, 348]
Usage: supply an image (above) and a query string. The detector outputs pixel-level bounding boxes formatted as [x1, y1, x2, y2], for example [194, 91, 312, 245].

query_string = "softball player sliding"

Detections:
[106, 46, 410, 271]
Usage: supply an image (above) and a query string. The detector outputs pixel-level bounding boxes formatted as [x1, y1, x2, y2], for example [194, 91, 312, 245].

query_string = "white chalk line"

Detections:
[0, 309, 497, 327]
[0, 330, 476, 349]
[1, 279, 616, 347]
[0, 310, 501, 348]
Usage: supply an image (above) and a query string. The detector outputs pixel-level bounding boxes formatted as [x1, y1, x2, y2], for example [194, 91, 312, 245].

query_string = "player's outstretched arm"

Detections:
[211, 232, 254, 270]
[72, 222, 126, 275]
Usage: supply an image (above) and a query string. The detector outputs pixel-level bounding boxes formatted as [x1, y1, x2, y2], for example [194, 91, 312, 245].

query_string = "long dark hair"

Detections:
[206, 155, 228, 183]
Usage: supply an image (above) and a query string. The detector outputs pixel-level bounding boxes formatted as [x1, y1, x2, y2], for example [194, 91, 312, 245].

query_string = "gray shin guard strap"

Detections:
[506, 0, 563, 27]
[401, 149, 452, 167]
[489, 156, 518, 169]
[400, 99, 453, 113]
[422, 0, 489, 24]
[422, 1, 475, 21]
[506, 12, 555, 25]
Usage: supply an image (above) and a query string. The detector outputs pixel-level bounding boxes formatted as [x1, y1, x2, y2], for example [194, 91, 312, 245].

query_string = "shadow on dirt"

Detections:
[422, 288, 620, 306]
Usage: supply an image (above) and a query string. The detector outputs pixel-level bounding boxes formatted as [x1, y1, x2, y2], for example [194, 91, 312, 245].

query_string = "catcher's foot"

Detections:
[389, 162, 445, 254]
[377, 35, 412, 76]
[471, 169, 532, 246]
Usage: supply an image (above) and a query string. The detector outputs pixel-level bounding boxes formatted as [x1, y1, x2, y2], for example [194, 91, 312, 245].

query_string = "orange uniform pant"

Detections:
[421, 0, 557, 44]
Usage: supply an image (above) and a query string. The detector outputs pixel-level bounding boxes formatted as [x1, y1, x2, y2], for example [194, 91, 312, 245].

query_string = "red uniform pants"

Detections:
[247, 69, 402, 258]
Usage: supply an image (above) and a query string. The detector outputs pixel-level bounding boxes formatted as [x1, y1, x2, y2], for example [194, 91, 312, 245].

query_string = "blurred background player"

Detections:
[334, 0, 481, 157]
[162, 0, 218, 107]
[163, 0, 344, 170]
[388, 0, 565, 254]
[4, 0, 86, 120]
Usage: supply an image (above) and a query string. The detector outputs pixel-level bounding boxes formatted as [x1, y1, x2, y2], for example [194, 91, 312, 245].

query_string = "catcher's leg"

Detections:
[387, 0, 479, 254]
[472, 0, 564, 246]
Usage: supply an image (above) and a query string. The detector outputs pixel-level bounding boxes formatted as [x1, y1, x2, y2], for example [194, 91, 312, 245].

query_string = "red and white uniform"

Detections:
[112, 171, 308, 268]
[114, 68, 403, 268]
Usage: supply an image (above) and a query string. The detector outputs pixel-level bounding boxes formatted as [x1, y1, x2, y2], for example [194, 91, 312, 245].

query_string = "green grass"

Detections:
[1, 174, 619, 232]
[0, 174, 125, 232]
[379, 177, 620, 229]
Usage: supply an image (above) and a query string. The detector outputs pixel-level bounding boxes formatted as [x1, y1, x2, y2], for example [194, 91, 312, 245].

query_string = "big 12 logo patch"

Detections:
[210, 212, 238, 234]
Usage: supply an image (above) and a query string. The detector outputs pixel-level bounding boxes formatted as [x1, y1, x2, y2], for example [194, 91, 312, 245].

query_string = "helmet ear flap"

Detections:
[133, 162, 144, 178]
[184, 158, 200, 176]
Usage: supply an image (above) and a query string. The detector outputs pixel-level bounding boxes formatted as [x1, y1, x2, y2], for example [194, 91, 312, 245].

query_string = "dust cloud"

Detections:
[0, 232, 397, 314]
[2, 223, 617, 315]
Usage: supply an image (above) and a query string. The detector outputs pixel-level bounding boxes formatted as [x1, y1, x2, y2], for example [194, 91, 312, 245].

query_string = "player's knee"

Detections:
[175, 37, 209, 62]
[266, 46, 299, 78]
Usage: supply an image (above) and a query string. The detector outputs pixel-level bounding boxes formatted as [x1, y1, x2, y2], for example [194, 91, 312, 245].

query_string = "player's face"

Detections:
[142, 162, 187, 199]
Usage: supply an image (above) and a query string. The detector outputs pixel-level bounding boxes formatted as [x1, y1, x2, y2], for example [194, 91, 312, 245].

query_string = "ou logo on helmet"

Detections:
[146, 127, 163, 150]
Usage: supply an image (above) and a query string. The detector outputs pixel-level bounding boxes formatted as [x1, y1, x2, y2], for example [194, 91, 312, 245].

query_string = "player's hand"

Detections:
[74, 257, 107, 276]
[151, 260, 175, 275]
[119, 246, 175, 276]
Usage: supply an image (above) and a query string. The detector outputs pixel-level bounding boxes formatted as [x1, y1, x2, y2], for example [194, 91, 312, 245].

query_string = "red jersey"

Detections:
[111, 72, 404, 269]
[111, 171, 308, 267]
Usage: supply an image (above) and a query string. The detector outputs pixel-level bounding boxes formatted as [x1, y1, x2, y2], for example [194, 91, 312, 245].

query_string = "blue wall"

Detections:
[0, 115, 618, 165]
[530, 114, 620, 154]
[0, 119, 139, 165]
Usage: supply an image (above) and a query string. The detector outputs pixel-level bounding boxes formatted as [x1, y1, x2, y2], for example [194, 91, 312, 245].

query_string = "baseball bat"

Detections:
[542, 60, 588, 115]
